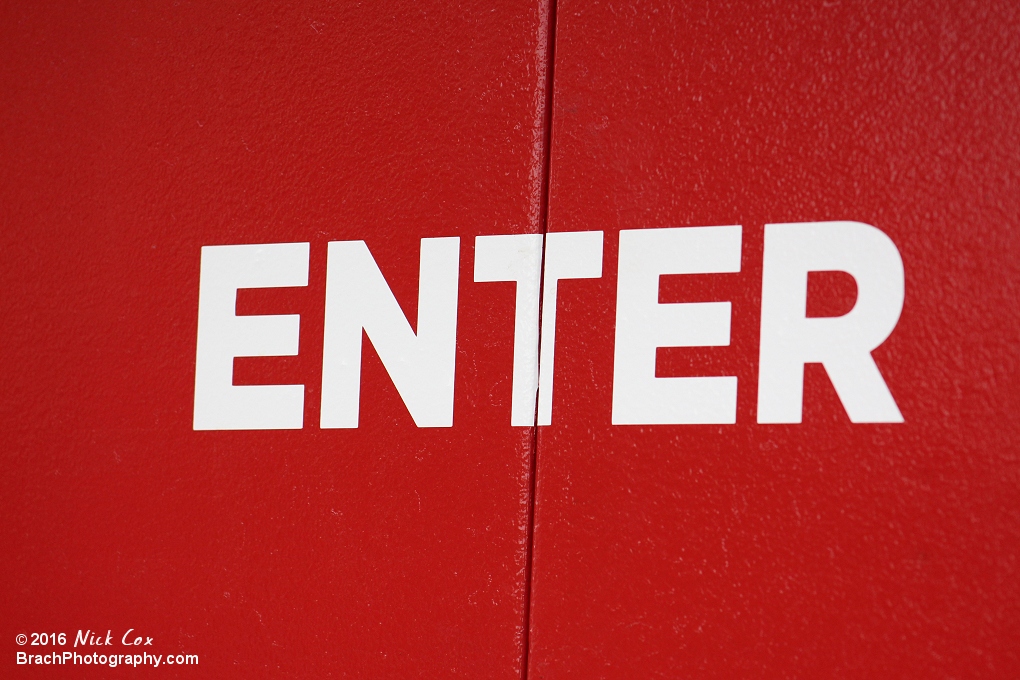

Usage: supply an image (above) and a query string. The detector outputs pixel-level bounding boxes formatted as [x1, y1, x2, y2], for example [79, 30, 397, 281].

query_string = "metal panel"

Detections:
[530, 1, 1020, 676]
[0, 2, 551, 677]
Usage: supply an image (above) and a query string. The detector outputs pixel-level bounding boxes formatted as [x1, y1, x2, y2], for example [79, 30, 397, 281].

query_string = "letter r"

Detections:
[757, 221, 904, 423]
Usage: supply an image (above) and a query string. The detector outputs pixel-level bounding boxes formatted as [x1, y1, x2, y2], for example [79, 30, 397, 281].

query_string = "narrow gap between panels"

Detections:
[521, 0, 559, 677]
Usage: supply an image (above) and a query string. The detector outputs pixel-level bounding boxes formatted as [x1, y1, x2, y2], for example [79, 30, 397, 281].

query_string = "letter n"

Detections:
[320, 238, 460, 428]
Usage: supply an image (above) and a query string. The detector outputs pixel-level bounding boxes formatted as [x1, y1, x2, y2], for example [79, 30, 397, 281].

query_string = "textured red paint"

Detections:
[806, 270, 858, 319]
[0, 2, 550, 677]
[2, 1, 1018, 678]
[529, 1, 1020, 678]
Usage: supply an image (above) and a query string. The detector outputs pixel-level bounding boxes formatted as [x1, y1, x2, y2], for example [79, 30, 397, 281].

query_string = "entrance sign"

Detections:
[193, 224, 905, 429]
[5, 2, 1016, 678]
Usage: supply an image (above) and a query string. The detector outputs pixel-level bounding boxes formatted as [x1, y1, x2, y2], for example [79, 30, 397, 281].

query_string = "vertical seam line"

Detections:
[521, 0, 558, 677]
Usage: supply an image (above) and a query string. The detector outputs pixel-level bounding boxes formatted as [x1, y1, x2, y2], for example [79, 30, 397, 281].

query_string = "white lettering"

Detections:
[537, 231, 603, 426]
[320, 238, 460, 428]
[473, 234, 543, 426]
[612, 226, 741, 425]
[193, 243, 309, 430]
[756, 221, 904, 423]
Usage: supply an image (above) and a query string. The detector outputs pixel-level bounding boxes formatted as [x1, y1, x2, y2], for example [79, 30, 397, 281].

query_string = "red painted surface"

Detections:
[3, 1, 1018, 678]
[0, 2, 550, 677]
[530, 1, 1020, 678]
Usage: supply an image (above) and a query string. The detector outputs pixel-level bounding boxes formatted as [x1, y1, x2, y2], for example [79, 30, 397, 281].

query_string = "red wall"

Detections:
[2, 1, 1018, 678]
[531, 1, 1020, 677]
